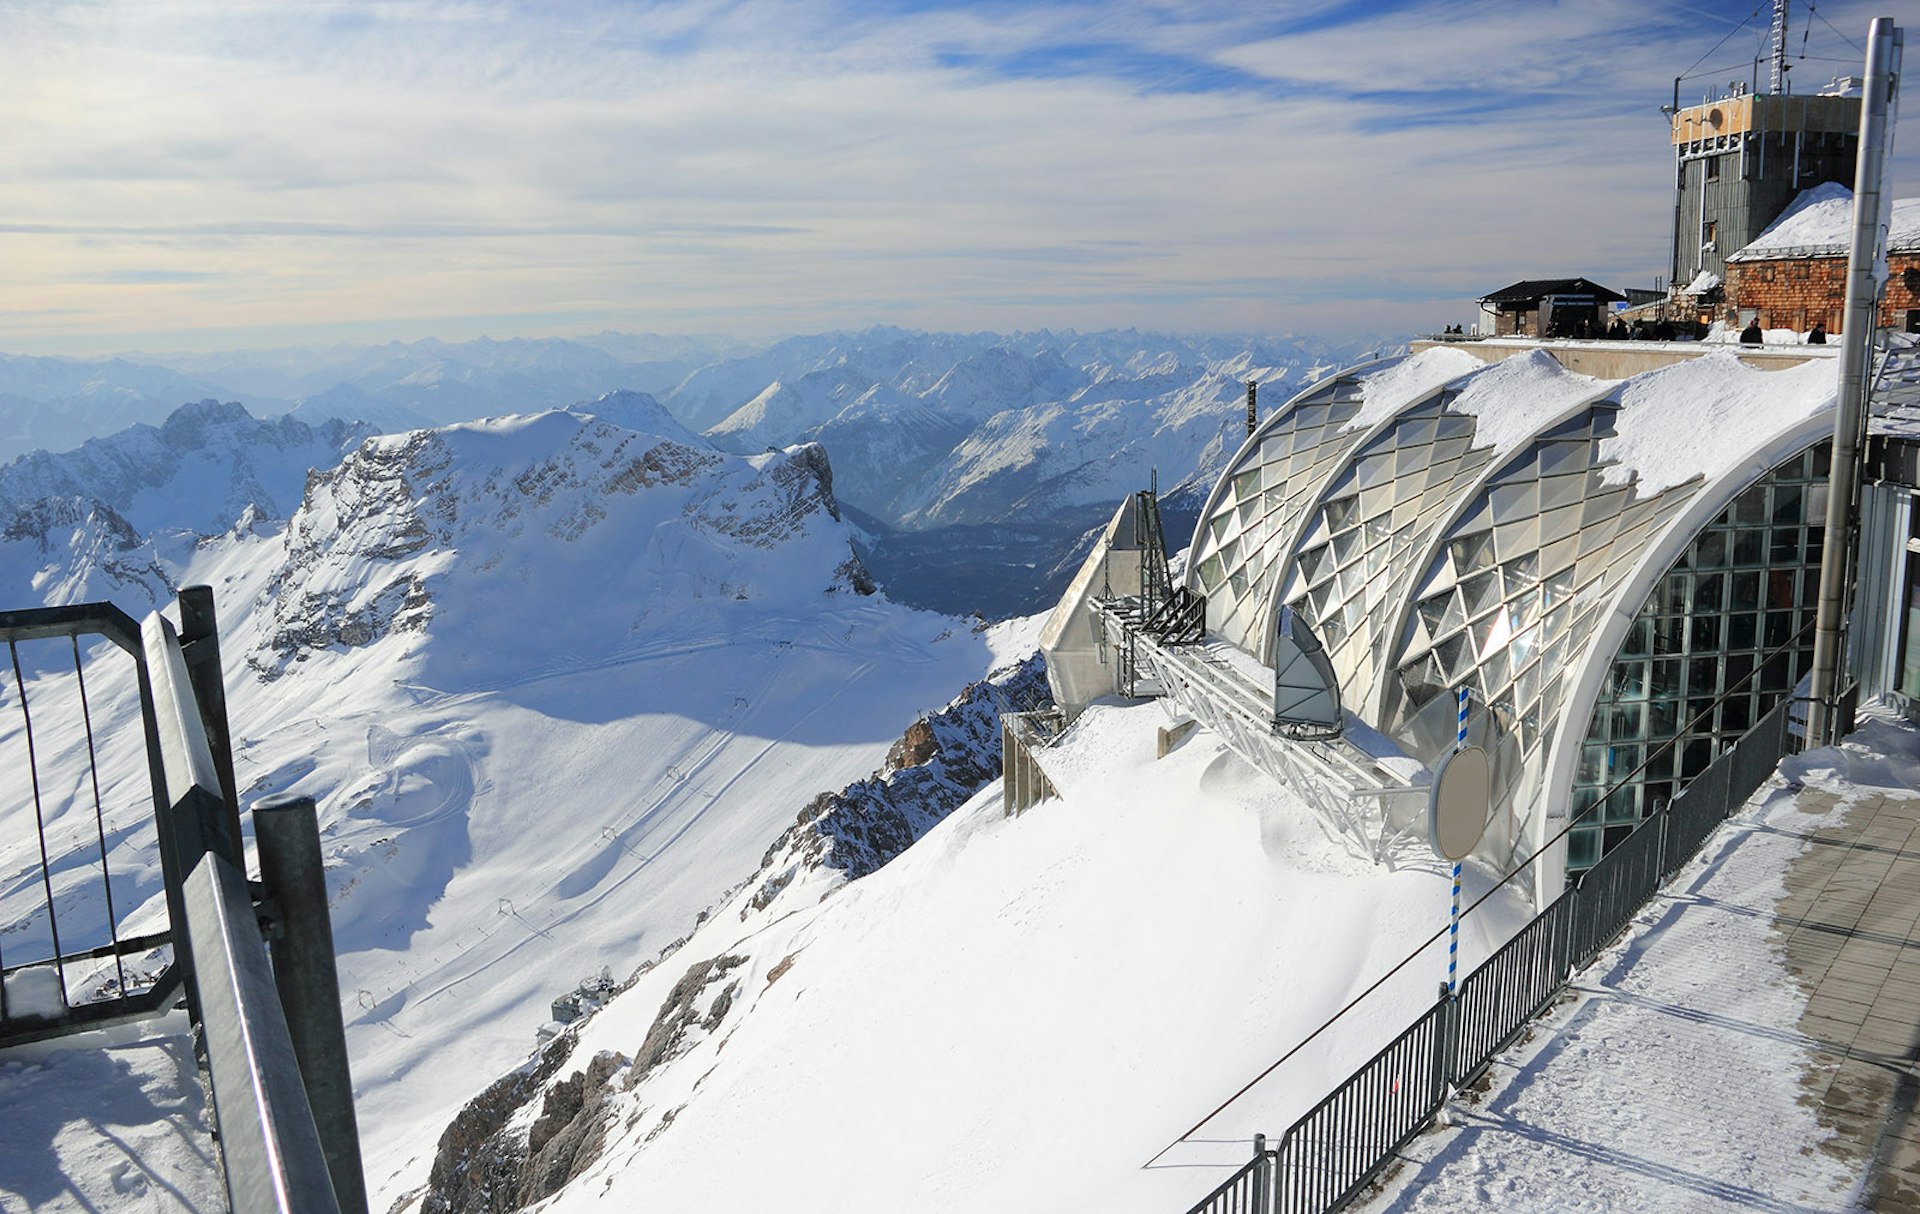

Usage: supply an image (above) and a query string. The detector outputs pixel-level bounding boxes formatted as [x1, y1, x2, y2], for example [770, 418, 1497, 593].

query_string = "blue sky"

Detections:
[2, 0, 1914, 353]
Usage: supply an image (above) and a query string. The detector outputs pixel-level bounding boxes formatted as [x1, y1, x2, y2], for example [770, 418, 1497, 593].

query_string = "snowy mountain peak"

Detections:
[252, 410, 869, 680]
[570, 389, 701, 448]
[0, 495, 175, 608]
[0, 399, 370, 538]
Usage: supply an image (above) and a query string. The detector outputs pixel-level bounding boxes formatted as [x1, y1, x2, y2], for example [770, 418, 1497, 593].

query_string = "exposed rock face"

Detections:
[744, 650, 1049, 896]
[628, 955, 746, 1086]
[414, 955, 756, 1214]
[418, 1035, 577, 1214]
[519, 1049, 628, 1207]
[0, 495, 176, 608]
[415, 1036, 636, 1214]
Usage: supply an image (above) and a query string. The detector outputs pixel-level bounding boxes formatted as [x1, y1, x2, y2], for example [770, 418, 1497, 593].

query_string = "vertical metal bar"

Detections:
[253, 794, 368, 1214]
[184, 852, 342, 1214]
[176, 586, 244, 860]
[128, 633, 191, 1013]
[72, 635, 127, 999]
[1448, 862, 1462, 995]
[10, 638, 70, 1011]
[1811, 17, 1903, 744]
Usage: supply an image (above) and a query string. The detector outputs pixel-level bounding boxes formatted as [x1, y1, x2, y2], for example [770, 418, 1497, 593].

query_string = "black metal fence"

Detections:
[0, 591, 366, 1214]
[1186, 690, 1808, 1214]
[1189, 1140, 1274, 1214]
[0, 601, 177, 1041]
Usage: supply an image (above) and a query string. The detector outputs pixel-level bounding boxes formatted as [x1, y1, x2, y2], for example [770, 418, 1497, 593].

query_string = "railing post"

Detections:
[1431, 982, 1456, 1109]
[1251, 1133, 1270, 1212]
[176, 586, 245, 858]
[1654, 795, 1671, 884]
[254, 794, 369, 1214]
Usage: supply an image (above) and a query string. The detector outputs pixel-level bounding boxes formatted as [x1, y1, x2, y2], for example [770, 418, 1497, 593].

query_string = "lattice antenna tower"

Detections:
[1770, 0, 1790, 94]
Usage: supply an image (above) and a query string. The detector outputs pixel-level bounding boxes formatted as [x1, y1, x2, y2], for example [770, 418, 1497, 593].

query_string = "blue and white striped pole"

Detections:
[1448, 687, 1467, 996]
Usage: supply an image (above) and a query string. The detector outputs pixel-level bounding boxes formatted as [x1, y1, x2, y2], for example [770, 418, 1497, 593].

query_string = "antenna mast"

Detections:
[1769, 0, 1790, 94]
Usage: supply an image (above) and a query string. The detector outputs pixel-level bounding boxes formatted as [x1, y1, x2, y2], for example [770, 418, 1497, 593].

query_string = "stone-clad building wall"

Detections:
[1727, 252, 1920, 333]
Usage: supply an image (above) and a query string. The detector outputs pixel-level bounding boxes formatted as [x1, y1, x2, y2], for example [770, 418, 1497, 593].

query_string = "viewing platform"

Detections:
[1412, 334, 1840, 378]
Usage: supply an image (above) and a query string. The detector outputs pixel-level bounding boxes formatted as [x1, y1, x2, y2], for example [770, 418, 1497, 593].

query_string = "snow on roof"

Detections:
[1729, 182, 1920, 260]
[1446, 348, 1610, 456]
[1478, 277, 1626, 304]
[1600, 354, 1836, 496]
[1344, 346, 1484, 432]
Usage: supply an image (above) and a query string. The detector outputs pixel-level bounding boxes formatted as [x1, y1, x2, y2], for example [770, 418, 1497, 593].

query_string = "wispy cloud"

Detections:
[0, 0, 1912, 352]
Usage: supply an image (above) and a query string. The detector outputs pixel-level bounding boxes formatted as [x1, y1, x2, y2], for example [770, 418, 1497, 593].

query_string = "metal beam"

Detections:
[0, 601, 143, 654]
[255, 795, 368, 1214]
[183, 852, 341, 1214]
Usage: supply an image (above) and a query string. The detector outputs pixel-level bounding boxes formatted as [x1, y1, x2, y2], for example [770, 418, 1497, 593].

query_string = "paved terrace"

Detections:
[1360, 711, 1920, 1213]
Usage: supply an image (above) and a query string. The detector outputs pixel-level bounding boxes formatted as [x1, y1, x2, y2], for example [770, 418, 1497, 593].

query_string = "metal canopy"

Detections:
[1272, 606, 1342, 740]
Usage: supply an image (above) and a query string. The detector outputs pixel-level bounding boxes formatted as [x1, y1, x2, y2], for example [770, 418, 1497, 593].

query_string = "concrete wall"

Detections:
[1039, 497, 1147, 717]
[1411, 337, 1836, 378]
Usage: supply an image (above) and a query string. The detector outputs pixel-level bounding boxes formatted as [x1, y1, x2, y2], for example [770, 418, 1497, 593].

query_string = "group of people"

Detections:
[1543, 314, 1690, 340]
[1612, 317, 1689, 341]
[1440, 313, 1836, 344]
[1738, 319, 1829, 345]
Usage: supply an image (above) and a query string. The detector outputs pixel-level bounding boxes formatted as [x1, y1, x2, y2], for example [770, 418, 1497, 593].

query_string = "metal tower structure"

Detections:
[1770, 0, 1790, 95]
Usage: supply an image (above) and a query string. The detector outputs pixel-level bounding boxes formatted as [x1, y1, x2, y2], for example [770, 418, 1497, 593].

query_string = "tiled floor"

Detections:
[1776, 789, 1920, 1211]
[1363, 757, 1920, 1212]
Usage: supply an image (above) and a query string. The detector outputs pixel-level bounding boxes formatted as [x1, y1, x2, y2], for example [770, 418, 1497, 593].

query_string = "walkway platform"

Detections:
[1359, 711, 1920, 1212]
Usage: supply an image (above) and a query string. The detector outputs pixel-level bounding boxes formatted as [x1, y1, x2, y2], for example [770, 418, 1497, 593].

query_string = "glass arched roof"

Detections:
[1181, 347, 1837, 880]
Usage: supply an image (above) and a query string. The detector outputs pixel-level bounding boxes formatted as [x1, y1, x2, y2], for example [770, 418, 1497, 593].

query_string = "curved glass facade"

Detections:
[1286, 388, 1498, 705]
[1173, 348, 1836, 883]
[1188, 371, 1383, 652]
[1383, 404, 1704, 757]
[1567, 444, 1830, 870]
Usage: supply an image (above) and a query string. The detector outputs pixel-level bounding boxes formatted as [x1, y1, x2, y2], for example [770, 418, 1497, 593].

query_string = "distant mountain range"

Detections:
[0, 327, 1399, 616]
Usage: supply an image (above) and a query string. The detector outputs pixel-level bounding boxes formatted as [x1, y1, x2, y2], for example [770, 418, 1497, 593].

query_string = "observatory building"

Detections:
[1041, 347, 1843, 903]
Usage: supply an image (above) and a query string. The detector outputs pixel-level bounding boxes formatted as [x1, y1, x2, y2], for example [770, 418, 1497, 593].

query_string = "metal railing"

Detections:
[1002, 709, 1065, 815]
[1, 601, 179, 1040]
[1190, 1140, 1275, 1214]
[1, 590, 366, 1214]
[1183, 682, 1821, 1214]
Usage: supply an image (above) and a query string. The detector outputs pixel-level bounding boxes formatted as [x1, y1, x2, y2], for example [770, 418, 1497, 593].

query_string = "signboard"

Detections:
[1428, 744, 1490, 862]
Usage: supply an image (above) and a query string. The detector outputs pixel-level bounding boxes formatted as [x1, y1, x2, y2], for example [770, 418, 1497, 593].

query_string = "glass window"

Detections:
[1569, 442, 1829, 877]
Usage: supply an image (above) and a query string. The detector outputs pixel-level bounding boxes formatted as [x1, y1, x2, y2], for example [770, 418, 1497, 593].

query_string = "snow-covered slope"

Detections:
[0, 408, 1015, 1210]
[416, 697, 1529, 1214]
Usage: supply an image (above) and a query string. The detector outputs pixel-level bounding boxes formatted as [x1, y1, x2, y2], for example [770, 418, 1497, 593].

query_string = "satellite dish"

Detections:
[1429, 745, 1491, 862]
[1272, 606, 1342, 740]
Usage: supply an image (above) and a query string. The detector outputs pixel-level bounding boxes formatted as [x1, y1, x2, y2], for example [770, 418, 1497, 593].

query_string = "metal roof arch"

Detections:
[1362, 383, 1627, 726]
[1181, 354, 1407, 575]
